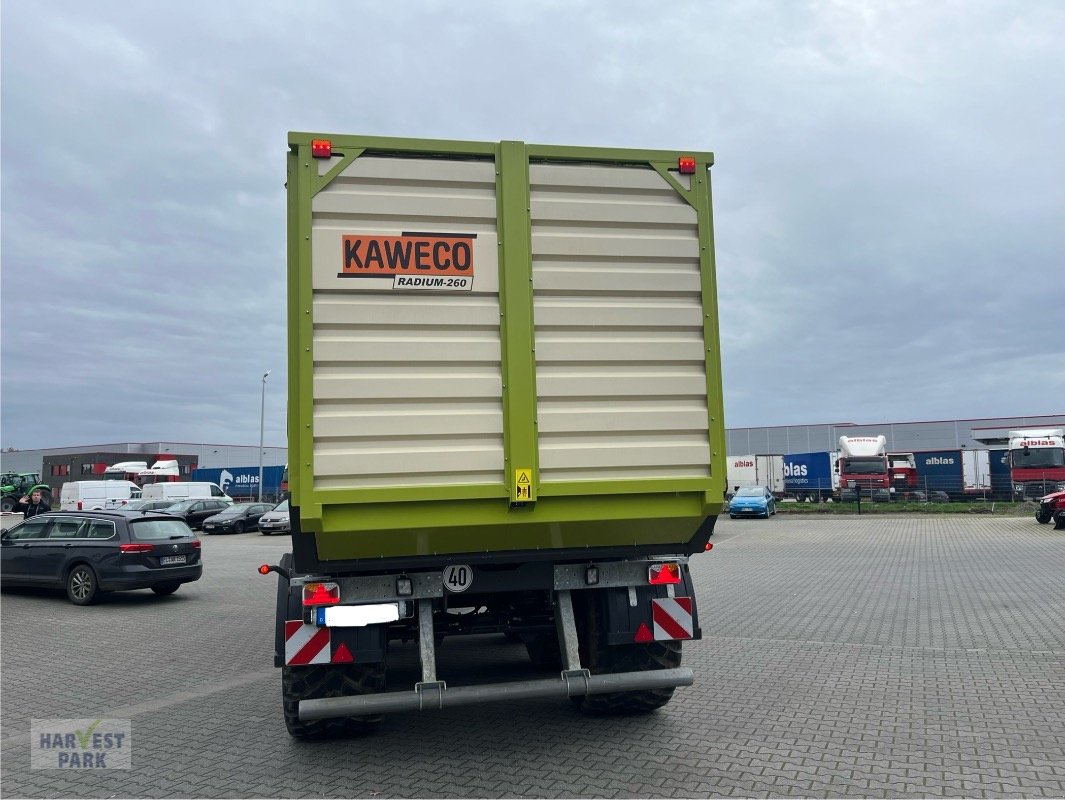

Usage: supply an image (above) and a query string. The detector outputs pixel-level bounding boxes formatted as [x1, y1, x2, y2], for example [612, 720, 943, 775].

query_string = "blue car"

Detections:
[728, 486, 776, 519]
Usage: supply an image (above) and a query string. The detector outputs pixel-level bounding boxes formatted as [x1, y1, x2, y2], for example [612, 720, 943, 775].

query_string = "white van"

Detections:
[60, 480, 142, 511]
[140, 482, 230, 503]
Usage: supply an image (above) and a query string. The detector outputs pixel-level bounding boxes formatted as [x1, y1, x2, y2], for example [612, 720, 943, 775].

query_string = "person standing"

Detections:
[16, 488, 51, 518]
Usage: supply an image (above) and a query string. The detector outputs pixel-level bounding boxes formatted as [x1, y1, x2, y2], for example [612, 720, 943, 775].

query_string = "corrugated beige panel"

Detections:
[531, 163, 711, 482]
[538, 399, 709, 434]
[309, 156, 504, 489]
[315, 400, 502, 438]
[540, 439, 712, 470]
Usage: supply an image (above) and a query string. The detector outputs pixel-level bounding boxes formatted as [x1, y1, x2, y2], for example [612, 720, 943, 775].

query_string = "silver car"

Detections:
[257, 499, 290, 535]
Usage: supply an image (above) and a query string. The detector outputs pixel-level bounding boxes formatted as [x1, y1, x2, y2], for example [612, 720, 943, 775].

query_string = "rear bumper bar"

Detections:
[299, 666, 693, 719]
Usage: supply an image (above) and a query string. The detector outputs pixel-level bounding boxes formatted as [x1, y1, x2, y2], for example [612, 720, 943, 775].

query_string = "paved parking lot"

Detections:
[2, 516, 1064, 798]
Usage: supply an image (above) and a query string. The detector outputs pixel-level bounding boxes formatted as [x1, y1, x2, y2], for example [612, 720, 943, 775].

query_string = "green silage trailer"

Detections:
[265, 133, 727, 738]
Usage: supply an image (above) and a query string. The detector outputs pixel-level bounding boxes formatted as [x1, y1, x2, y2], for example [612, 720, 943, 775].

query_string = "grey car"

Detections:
[120, 499, 176, 512]
[202, 502, 274, 534]
[257, 499, 290, 535]
[0, 511, 203, 605]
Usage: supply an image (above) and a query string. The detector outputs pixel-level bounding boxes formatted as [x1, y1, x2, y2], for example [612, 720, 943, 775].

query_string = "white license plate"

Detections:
[319, 604, 400, 627]
[160, 555, 187, 566]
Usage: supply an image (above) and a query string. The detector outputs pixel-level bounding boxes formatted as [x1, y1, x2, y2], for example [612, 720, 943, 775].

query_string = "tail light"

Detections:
[678, 156, 696, 174]
[311, 139, 332, 158]
[191, 539, 201, 549]
[303, 582, 341, 606]
[648, 562, 682, 585]
[77, 501, 83, 510]
[119, 543, 154, 553]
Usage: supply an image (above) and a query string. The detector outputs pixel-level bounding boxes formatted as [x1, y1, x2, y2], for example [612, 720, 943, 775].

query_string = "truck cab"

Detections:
[1008, 429, 1065, 499]
[837, 435, 890, 500]
[888, 452, 917, 491]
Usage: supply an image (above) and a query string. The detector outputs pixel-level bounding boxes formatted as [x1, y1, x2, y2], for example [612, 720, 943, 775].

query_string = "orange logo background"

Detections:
[340, 234, 475, 278]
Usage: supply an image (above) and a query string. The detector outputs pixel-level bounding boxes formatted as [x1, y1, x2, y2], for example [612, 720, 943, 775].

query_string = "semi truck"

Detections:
[835, 436, 917, 500]
[887, 452, 918, 492]
[782, 451, 838, 502]
[726, 454, 784, 496]
[262, 133, 727, 738]
[836, 436, 889, 499]
[1008, 429, 1065, 499]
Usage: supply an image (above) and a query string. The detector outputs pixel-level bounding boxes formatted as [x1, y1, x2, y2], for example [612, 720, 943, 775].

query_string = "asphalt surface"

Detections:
[2, 515, 1064, 798]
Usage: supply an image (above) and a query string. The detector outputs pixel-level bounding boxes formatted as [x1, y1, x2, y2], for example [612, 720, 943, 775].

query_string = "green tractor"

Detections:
[1, 472, 51, 512]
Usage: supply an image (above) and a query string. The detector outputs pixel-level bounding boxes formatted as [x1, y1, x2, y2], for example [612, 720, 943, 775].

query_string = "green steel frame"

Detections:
[287, 133, 726, 557]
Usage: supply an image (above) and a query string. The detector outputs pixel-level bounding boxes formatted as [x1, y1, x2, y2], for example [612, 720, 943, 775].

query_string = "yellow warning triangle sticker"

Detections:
[517, 472, 530, 484]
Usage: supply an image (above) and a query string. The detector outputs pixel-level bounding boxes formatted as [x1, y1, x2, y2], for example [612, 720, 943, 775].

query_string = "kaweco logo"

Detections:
[340, 233, 475, 278]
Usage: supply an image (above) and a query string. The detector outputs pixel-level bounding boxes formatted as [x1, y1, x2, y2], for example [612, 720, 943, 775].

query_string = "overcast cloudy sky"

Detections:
[2, 0, 1062, 451]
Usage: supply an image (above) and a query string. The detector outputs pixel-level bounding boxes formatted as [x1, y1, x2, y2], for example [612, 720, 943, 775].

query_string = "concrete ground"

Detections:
[1, 515, 1063, 798]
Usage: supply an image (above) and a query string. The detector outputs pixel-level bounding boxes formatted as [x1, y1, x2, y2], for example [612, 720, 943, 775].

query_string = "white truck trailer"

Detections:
[726, 455, 785, 496]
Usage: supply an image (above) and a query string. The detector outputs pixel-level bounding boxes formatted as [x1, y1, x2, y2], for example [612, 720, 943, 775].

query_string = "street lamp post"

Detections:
[259, 370, 271, 502]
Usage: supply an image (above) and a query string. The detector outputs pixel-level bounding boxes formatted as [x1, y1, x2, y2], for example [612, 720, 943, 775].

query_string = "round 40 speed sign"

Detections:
[443, 564, 473, 593]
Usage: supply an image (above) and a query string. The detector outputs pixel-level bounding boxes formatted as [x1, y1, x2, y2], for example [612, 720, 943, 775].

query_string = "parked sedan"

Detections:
[0, 511, 202, 605]
[122, 499, 176, 512]
[728, 486, 776, 519]
[202, 502, 274, 535]
[159, 498, 232, 530]
[257, 499, 290, 535]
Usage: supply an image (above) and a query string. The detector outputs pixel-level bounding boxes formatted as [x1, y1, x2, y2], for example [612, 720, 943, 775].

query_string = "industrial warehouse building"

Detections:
[726, 414, 1065, 457]
[0, 442, 288, 502]
[1, 414, 1062, 500]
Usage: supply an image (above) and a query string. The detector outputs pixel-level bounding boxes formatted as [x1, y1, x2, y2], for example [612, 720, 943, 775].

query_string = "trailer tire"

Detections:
[1054, 516, 1065, 530]
[571, 596, 682, 716]
[1036, 509, 1052, 524]
[282, 663, 385, 739]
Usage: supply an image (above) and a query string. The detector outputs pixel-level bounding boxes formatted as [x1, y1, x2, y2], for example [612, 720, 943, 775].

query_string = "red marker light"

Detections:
[258, 564, 271, 575]
[678, 156, 696, 174]
[311, 139, 332, 158]
[704, 541, 713, 551]
[648, 562, 682, 585]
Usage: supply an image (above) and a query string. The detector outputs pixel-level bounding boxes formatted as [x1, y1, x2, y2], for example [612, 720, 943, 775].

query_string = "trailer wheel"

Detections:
[571, 596, 682, 715]
[1036, 509, 1052, 524]
[1054, 516, 1065, 530]
[282, 663, 385, 739]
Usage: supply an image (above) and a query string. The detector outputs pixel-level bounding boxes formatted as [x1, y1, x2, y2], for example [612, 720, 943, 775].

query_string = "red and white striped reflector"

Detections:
[284, 621, 331, 666]
[651, 597, 694, 641]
